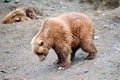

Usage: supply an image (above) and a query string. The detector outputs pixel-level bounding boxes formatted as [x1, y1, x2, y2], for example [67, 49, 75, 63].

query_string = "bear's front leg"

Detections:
[58, 52, 71, 70]
[53, 43, 72, 70]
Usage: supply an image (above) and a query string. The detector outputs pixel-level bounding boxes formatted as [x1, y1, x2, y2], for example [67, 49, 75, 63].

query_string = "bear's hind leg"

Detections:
[81, 42, 98, 60]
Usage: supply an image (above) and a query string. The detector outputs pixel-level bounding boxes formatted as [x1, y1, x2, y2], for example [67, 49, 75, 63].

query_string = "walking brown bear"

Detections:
[31, 12, 98, 70]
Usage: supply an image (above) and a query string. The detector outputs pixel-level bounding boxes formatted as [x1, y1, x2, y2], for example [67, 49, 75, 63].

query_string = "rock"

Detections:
[94, 36, 99, 40]
[4, 0, 12, 2]
[84, 71, 89, 73]
[3, 78, 9, 80]
[0, 71, 7, 73]
[14, 0, 20, 3]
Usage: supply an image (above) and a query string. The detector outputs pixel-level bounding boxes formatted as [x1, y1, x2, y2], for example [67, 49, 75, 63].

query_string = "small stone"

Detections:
[94, 36, 99, 40]
[5, 51, 10, 53]
[104, 61, 107, 64]
[3, 78, 9, 80]
[17, 25, 22, 28]
[102, 13, 106, 16]
[14, 0, 20, 3]
[97, 10, 102, 13]
[76, 72, 81, 75]
[116, 64, 119, 67]
[104, 25, 108, 28]
[84, 71, 88, 73]
[4, 0, 12, 2]
[0, 71, 7, 73]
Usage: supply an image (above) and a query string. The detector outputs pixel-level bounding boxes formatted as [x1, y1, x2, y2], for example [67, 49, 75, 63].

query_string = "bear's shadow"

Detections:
[71, 51, 88, 66]
[55, 52, 88, 70]
[46, 49, 89, 71]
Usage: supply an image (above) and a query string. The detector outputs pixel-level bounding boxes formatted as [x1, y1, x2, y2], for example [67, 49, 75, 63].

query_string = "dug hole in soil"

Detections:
[0, 0, 120, 80]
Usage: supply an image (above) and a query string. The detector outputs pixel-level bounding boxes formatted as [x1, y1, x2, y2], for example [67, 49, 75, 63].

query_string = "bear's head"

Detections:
[25, 7, 38, 19]
[31, 36, 51, 61]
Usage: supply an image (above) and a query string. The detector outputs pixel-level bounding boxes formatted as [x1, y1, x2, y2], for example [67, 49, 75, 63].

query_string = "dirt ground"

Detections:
[0, 0, 120, 80]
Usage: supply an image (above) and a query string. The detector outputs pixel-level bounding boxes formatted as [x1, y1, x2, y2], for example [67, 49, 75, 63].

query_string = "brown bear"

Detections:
[31, 12, 98, 70]
[2, 7, 38, 24]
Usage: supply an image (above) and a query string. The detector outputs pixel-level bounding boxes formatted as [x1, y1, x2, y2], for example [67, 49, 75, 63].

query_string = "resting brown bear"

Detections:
[31, 12, 98, 70]
[2, 7, 38, 24]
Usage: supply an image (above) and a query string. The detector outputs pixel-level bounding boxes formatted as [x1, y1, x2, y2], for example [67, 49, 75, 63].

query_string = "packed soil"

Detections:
[0, 0, 120, 80]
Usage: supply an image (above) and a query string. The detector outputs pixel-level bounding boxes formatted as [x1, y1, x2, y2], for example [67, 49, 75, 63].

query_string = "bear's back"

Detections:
[58, 12, 94, 29]
[57, 12, 94, 38]
[57, 12, 94, 47]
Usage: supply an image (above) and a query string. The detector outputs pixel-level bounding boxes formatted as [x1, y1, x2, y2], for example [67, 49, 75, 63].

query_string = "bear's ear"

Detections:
[30, 39, 33, 44]
[30, 36, 37, 45]
[39, 40, 44, 46]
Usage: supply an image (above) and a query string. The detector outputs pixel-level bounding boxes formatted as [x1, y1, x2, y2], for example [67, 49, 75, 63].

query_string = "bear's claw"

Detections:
[58, 67, 65, 70]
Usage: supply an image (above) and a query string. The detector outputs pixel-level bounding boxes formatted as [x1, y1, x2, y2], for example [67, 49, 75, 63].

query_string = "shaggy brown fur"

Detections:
[31, 12, 98, 70]
[2, 7, 38, 24]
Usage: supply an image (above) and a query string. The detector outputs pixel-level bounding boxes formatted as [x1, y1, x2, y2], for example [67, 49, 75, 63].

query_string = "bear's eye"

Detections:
[39, 41, 43, 46]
